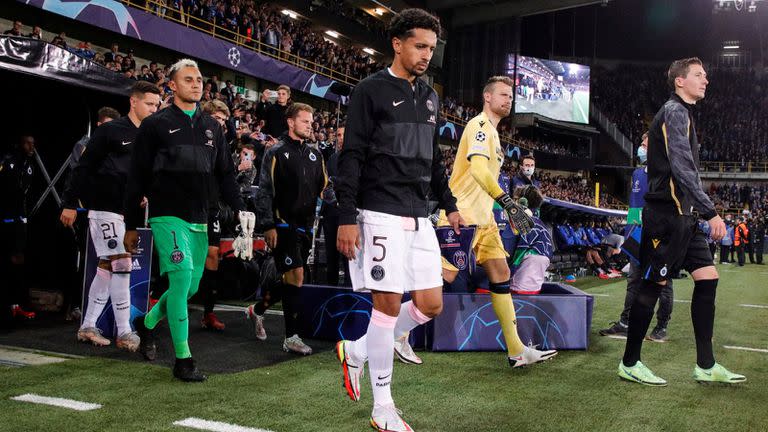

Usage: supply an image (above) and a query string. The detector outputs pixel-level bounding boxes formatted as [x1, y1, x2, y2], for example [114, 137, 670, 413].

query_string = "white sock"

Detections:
[393, 301, 432, 339]
[348, 334, 367, 365]
[81, 268, 111, 329]
[367, 309, 397, 409]
[110, 272, 132, 336]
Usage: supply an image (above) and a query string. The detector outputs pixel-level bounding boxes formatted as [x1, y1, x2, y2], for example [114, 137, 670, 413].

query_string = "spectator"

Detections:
[4, 20, 22, 36]
[104, 43, 120, 63]
[28, 25, 42, 40]
[256, 84, 291, 138]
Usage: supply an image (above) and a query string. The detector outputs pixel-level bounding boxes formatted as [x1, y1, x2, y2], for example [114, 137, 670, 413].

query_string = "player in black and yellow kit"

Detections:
[441, 76, 556, 367]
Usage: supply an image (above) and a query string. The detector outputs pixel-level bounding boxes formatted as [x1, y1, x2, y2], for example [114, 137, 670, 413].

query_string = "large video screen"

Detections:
[508, 55, 590, 124]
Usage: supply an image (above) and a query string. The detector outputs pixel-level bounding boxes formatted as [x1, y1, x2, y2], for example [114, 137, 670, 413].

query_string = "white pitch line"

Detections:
[724, 345, 768, 354]
[674, 299, 691, 303]
[739, 304, 768, 309]
[11, 394, 102, 411]
[189, 304, 283, 316]
[173, 417, 274, 432]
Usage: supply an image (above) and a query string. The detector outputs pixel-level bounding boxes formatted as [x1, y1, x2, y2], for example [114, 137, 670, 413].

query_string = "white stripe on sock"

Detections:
[11, 394, 101, 411]
[173, 417, 274, 432]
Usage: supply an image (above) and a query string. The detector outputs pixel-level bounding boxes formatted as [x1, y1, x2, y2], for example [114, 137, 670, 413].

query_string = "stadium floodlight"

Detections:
[325, 30, 340, 38]
[363, 47, 376, 55]
[281, 9, 297, 19]
[374, 8, 385, 15]
[569, 63, 580, 75]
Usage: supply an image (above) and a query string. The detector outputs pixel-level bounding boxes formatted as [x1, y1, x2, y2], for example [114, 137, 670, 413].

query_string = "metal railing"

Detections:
[700, 161, 768, 173]
[590, 102, 633, 158]
[120, 0, 363, 86]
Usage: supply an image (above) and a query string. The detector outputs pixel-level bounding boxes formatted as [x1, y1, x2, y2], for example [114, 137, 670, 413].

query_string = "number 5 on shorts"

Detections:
[373, 236, 387, 262]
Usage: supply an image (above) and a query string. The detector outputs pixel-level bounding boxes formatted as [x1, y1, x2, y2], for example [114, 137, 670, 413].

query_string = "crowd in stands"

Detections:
[143, 0, 387, 81]
[538, 172, 623, 208]
[709, 183, 768, 213]
[591, 64, 768, 163]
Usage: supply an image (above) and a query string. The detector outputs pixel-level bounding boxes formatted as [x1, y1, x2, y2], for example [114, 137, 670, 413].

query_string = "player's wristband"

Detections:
[495, 193, 515, 210]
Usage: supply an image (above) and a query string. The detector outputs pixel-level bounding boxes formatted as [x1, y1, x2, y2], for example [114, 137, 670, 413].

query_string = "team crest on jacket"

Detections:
[205, 129, 214, 139]
[426, 99, 434, 112]
[309, 152, 317, 162]
[475, 131, 486, 142]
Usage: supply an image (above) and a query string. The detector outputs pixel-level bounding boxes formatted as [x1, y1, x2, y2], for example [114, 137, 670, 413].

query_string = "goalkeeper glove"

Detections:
[495, 193, 534, 235]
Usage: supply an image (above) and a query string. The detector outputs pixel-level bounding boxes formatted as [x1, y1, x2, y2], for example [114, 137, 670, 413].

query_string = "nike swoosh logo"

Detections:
[121, 141, 132, 146]
[169, 128, 181, 134]
[392, 100, 405, 107]
[377, 373, 391, 380]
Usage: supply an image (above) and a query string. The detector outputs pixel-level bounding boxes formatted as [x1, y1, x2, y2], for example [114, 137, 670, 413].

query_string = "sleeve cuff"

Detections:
[701, 209, 717, 221]
[339, 213, 358, 226]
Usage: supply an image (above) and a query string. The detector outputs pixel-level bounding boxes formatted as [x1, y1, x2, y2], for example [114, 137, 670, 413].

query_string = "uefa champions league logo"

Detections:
[227, 47, 241, 68]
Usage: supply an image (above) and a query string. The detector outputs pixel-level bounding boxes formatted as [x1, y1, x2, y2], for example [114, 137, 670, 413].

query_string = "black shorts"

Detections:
[0, 219, 27, 255]
[640, 205, 713, 282]
[208, 213, 221, 247]
[273, 225, 311, 273]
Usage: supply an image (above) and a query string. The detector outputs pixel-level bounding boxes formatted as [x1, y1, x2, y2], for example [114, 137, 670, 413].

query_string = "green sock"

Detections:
[163, 270, 193, 359]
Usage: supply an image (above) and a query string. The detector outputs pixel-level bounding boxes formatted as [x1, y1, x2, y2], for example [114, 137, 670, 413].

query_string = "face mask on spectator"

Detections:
[637, 146, 647, 164]
[523, 167, 535, 177]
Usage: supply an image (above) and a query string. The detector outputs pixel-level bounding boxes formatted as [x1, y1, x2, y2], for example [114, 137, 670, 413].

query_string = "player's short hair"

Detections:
[388, 8, 441, 41]
[201, 100, 230, 117]
[286, 102, 314, 119]
[168, 58, 199, 80]
[641, 131, 649, 141]
[513, 185, 544, 211]
[97, 106, 121, 123]
[277, 84, 291, 95]
[521, 154, 536, 164]
[667, 57, 703, 90]
[130, 80, 161, 98]
[483, 76, 514, 94]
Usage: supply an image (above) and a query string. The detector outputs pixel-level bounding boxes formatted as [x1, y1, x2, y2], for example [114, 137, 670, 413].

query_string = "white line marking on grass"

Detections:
[674, 299, 691, 303]
[724, 345, 768, 354]
[739, 304, 768, 309]
[590, 293, 610, 297]
[173, 417, 274, 432]
[189, 304, 284, 316]
[11, 394, 101, 411]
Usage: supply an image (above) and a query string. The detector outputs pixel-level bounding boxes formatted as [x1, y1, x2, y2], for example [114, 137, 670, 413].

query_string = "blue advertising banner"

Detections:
[300, 283, 593, 351]
[19, 0, 349, 103]
[81, 228, 152, 339]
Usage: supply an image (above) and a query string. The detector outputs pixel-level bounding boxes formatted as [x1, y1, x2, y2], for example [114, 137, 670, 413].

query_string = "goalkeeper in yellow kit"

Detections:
[442, 76, 557, 367]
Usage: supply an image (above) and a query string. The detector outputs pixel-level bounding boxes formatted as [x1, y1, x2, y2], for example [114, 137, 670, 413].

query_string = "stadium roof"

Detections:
[425, 0, 608, 27]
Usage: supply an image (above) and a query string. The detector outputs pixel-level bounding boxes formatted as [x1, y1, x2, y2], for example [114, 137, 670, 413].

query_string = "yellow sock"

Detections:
[490, 292, 525, 357]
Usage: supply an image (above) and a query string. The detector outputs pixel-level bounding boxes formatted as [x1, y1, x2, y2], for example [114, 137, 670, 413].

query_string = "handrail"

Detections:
[700, 161, 768, 173]
[119, 0, 363, 86]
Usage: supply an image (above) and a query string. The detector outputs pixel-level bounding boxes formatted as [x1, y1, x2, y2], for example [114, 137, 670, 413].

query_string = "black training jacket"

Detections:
[335, 69, 457, 225]
[644, 93, 716, 220]
[255, 133, 327, 230]
[123, 104, 244, 229]
[61, 116, 137, 214]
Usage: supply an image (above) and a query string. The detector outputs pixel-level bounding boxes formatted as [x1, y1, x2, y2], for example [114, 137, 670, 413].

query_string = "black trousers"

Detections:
[737, 244, 746, 266]
[747, 243, 755, 264]
[321, 210, 350, 286]
[619, 262, 674, 329]
[719, 244, 731, 263]
[755, 241, 764, 264]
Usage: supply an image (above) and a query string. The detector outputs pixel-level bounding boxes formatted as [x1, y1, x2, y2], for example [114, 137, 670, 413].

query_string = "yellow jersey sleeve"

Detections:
[465, 120, 492, 160]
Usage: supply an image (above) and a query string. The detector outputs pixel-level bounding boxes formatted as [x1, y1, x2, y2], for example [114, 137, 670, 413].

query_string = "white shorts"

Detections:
[88, 210, 127, 258]
[349, 209, 443, 294]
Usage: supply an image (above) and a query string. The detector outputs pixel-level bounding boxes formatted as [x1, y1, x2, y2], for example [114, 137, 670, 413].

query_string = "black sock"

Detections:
[623, 279, 663, 367]
[201, 269, 218, 314]
[691, 279, 717, 369]
[282, 283, 301, 337]
[255, 280, 283, 315]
